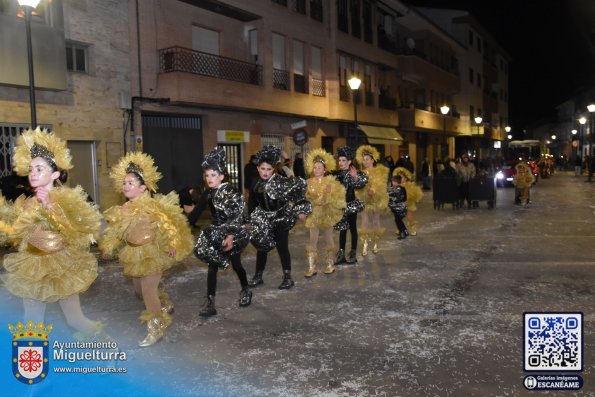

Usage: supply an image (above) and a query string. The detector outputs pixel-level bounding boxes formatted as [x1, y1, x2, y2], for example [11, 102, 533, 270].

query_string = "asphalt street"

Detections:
[1, 171, 594, 397]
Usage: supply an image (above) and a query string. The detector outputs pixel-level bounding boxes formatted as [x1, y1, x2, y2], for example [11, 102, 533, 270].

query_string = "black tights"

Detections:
[207, 253, 248, 296]
[339, 213, 358, 251]
[392, 211, 407, 234]
[255, 228, 291, 273]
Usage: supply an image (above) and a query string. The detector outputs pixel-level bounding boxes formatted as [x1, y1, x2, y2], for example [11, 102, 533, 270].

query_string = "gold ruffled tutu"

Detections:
[305, 175, 346, 228]
[100, 191, 193, 277]
[403, 181, 423, 211]
[355, 164, 389, 212]
[3, 249, 97, 302]
[1, 186, 101, 302]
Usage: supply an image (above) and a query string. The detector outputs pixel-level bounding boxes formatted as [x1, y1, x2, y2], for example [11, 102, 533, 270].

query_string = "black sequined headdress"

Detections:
[255, 145, 281, 165]
[201, 146, 226, 174]
[336, 146, 355, 160]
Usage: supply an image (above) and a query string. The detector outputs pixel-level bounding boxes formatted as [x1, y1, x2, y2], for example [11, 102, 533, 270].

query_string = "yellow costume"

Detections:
[2, 187, 100, 302]
[355, 146, 389, 212]
[513, 163, 534, 205]
[1, 127, 101, 303]
[305, 175, 346, 228]
[100, 151, 193, 347]
[392, 167, 423, 211]
[303, 148, 346, 275]
[354, 145, 389, 255]
[0, 193, 19, 246]
[100, 191, 193, 276]
[355, 165, 390, 211]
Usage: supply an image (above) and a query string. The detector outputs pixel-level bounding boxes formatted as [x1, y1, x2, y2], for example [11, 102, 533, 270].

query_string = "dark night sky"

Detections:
[406, 0, 595, 133]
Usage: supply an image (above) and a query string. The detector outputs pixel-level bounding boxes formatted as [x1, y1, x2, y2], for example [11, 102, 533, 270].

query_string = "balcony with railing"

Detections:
[311, 77, 325, 97]
[159, 47, 262, 85]
[273, 68, 290, 90]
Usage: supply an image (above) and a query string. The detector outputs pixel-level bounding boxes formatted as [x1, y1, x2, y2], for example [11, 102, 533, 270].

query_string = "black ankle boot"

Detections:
[334, 249, 346, 265]
[345, 249, 357, 264]
[278, 270, 295, 290]
[199, 295, 217, 317]
[397, 230, 408, 240]
[239, 287, 252, 307]
[247, 271, 264, 288]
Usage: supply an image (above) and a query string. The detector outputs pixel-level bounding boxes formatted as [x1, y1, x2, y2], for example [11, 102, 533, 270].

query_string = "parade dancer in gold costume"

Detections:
[0, 128, 102, 338]
[354, 145, 389, 255]
[303, 149, 346, 277]
[100, 152, 193, 347]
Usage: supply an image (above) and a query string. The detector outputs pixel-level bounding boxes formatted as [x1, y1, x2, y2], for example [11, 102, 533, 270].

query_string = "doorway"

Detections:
[67, 140, 99, 204]
[142, 114, 203, 194]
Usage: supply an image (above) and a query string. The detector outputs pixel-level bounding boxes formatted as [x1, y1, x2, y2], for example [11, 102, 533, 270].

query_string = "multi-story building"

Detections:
[416, 7, 511, 162]
[0, 0, 131, 208]
[0, 0, 510, 207]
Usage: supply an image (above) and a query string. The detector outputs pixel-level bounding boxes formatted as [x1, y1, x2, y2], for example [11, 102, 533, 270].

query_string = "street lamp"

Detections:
[17, 0, 41, 129]
[587, 104, 595, 181]
[474, 116, 483, 160]
[474, 116, 483, 134]
[348, 76, 361, 147]
[440, 105, 449, 158]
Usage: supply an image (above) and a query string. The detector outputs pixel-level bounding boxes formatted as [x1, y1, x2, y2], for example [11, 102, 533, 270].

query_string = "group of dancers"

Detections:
[0, 128, 422, 348]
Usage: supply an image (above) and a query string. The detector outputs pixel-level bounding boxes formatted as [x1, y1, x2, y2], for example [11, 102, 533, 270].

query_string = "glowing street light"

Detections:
[348, 76, 361, 147]
[587, 104, 595, 181]
[474, 116, 483, 135]
[440, 105, 449, 158]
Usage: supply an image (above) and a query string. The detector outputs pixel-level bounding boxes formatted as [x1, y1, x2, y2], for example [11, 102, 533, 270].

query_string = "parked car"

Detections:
[495, 159, 538, 187]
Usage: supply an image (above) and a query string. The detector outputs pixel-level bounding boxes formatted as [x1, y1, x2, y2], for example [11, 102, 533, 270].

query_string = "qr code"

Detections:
[524, 312, 582, 371]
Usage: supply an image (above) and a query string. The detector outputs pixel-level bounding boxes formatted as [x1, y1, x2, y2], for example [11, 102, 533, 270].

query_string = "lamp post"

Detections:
[348, 76, 361, 148]
[18, 0, 41, 129]
[587, 104, 595, 181]
[440, 105, 449, 159]
[579, 116, 586, 160]
[474, 116, 482, 159]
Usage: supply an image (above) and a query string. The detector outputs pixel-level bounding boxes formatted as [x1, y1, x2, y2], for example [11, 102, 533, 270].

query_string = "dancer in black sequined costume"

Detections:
[246, 145, 311, 290]
[331, 146, 368, 265]
[193, 147, 252, 317]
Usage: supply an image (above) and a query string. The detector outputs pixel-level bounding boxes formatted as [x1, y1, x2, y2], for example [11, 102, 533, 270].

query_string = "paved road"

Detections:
[1, 172, 594, 397]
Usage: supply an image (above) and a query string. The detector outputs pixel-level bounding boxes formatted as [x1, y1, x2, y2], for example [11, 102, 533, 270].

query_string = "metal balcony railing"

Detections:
[159, 46, 262, 86]
[339, 85, 350, 102]
[273, 68, 290, 90]
[311, 77, 325, 97]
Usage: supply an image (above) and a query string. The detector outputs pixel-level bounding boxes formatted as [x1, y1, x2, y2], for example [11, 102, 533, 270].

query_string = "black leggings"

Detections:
[207, 253, 248, 296]
[392, 211, 407, 233]
[339, 213, 358, 251]
[255, 228, 291, 273]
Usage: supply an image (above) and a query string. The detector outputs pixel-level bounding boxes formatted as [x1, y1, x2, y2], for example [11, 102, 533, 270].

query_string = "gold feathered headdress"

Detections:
[110, 152, 162, 192]
[305, 148, 336, 175]
[356, 145, 380, 165]
[13, 128, 73, 176]
[392, 166, 413, 180]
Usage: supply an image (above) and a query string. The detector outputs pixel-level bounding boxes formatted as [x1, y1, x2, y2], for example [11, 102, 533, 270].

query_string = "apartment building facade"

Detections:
[0, 0, 510, 207]
[0, 0, 131, 208]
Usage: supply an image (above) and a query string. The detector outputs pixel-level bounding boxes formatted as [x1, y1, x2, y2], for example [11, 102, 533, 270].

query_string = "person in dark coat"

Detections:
[293, 152, 306, 179]
[243, 154, 260, 198]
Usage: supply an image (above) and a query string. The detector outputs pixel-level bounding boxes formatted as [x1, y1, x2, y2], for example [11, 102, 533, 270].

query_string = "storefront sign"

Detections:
[216, 130, 250, 143]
